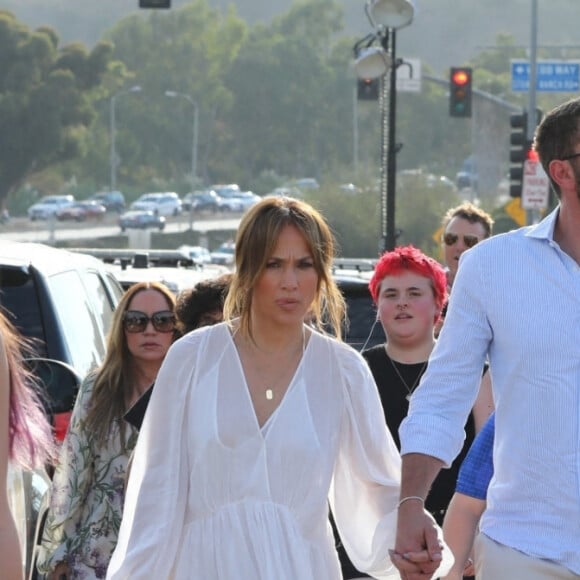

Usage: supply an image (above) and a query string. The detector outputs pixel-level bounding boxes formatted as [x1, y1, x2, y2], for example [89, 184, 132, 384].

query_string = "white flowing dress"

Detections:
[107, 323, 403, 579]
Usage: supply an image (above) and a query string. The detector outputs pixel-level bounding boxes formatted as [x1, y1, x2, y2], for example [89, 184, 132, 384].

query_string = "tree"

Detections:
[0, 11, 115, 208]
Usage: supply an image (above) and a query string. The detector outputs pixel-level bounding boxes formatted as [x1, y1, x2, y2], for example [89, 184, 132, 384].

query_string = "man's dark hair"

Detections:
[175, 273, 232, 334]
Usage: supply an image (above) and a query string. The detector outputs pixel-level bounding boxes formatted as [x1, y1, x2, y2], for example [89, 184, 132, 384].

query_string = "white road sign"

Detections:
[521, 160, 550, 210]
[397, 58, 421, 93]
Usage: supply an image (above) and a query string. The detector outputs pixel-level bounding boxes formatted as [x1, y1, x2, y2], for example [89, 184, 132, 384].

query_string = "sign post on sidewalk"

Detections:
[521, 159, 550, 211]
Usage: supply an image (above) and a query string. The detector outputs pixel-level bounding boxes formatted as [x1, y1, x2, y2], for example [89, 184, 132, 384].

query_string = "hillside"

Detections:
[2, 0, 579, 74]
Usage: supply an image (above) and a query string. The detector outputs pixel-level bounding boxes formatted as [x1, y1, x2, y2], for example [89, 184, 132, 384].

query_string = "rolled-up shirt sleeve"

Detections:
[400, 246, 493, 466]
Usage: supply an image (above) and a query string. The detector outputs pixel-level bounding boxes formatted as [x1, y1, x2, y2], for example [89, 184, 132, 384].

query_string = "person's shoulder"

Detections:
[361, 343, 384, 362]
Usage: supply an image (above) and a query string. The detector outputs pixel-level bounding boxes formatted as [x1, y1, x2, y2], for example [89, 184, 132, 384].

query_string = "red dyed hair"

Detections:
[369, 245, 448, 314]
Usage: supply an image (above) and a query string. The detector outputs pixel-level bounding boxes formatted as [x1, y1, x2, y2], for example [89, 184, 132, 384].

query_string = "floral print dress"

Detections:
[37, 376, 138, 579]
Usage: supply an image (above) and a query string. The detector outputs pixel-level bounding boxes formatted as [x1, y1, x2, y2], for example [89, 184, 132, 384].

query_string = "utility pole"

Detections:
[527, 0, 539, 225]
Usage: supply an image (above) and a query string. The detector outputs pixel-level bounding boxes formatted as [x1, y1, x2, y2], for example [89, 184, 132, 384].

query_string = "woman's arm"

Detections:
[472, 370, 494, 434]
[0, 333, 24, 580]
[441, 493, 485, 580]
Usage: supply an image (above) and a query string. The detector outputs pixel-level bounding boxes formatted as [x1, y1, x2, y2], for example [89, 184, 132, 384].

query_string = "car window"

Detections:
[0, 266, 47, 356]
[337, 279, 384, 351]
[46, 271, 106, 377]
[81, 270, 121, 338]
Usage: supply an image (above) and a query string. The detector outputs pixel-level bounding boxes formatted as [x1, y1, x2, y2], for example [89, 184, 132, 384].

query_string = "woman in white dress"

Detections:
[107, 196, 450, 580]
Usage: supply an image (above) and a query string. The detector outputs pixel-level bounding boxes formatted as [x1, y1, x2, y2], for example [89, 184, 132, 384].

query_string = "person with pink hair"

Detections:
[0, 310, 55, 580]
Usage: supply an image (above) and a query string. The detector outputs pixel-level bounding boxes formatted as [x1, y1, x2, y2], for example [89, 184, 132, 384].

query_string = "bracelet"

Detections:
[398, 496, 425, 508]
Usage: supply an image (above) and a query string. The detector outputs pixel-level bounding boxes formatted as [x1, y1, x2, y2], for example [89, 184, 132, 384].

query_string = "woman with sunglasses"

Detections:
[37, 282, 178, 580]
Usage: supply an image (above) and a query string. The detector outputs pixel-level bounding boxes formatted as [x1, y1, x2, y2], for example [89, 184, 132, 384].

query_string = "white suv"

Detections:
[27, 195, 75, 221]
[130, 192, 182, 216]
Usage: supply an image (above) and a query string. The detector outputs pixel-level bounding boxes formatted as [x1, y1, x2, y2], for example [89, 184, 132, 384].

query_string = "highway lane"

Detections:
[0, 215, 241, 244]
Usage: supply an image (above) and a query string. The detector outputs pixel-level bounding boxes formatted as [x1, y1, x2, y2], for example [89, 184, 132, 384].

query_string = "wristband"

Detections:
[398, 496, 425, 508]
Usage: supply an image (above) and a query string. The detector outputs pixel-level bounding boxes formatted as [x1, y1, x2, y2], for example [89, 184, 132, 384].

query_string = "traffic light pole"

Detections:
[379, 27, 399, 253]
[385, 28, 398, 252]
[526, 0, 540, 226]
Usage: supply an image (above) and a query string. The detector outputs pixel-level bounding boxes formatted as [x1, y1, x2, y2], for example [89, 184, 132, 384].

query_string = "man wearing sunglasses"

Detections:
[392, 97, 580, 580]
[441, 202, 494, 291]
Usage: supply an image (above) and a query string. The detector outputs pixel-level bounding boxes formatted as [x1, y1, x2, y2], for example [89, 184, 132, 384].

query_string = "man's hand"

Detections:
[390, 502, 443, 580]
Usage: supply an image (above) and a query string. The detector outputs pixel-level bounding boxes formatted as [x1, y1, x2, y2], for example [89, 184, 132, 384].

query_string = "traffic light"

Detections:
[357, 78, 380, 101]
[509, 111, 530, 197]
[139, 0, 170, 8]
[449, 67, 473, 118]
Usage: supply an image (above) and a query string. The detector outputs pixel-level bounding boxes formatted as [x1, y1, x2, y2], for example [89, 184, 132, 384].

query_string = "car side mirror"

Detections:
[25, 358, 82, 415]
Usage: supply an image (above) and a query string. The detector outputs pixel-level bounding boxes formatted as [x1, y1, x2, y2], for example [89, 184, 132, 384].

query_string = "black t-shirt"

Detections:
[336, 344, 476, 579]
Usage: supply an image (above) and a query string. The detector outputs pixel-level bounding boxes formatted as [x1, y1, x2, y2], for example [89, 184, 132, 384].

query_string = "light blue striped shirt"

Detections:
[400, 206, 580, 573]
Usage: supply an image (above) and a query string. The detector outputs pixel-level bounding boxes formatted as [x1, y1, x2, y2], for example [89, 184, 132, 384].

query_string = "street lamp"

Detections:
[165, 91, 199, 189]
[109, 85, 141, 192]
[354, 0, 414, 252]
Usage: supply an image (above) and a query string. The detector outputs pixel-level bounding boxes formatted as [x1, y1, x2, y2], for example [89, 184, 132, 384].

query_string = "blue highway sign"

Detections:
[511, 60, 580, 93]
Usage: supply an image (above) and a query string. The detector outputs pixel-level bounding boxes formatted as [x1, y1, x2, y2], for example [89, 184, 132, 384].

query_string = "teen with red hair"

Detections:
[337, 246, 492, 579]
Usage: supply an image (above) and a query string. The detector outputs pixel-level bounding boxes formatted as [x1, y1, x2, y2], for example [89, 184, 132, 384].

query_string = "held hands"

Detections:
[390, 500, 445, 580]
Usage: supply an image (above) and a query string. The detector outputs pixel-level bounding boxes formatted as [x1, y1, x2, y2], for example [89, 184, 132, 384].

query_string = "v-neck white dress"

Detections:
[107, 323, 403, 579]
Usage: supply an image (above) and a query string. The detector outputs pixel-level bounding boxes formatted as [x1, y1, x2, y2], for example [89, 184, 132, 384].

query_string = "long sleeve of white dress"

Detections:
[329, 346, 402, 578]
[107, 324, 449, 580]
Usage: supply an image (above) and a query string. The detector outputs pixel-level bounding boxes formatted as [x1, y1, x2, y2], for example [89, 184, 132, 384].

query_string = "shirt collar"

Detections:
[524, 205, 559, 241]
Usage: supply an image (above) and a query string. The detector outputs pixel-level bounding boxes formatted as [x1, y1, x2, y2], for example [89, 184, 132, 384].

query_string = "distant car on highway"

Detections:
[236, 191, 261, 210]
[87, 190, 126, 213]
[210, 242, 235, 266]
[182, 190, 221, 213]
[130, 192, 182, 216]
[119, 210, 166, 232]
[56, 200, 106, 222]
[211, 184, 244, 212]
[27, 195, 75, 221]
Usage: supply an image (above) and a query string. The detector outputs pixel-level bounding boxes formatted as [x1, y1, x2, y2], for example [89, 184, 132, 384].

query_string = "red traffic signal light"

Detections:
[449, 67, 473, 118]
[357, 78, 380, 101]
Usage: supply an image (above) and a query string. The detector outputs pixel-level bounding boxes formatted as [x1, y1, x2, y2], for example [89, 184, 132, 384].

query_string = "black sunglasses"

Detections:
[123, 310, 176, 333]
[443, 232, 480, 249]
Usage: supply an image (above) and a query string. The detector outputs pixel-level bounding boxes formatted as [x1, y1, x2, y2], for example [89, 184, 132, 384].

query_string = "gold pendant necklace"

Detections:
[387, 354, 427, 402]
[264, 326, 307, 401]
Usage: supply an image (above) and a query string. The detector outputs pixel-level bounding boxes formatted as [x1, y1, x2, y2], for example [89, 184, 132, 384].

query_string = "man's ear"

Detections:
[549, 158, 574, 190]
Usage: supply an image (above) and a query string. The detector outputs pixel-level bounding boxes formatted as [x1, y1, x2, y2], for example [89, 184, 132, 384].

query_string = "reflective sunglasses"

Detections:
[123, 310, 176, 333]
[443, 232, 480, 249]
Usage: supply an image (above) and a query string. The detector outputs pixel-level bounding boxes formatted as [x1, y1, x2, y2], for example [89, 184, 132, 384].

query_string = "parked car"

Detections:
[210, 242, 236, 266]
[0, 241, 124, 578]
[87, 190, 126, 213]
[119, 210, 166, 232]
[79, 248, 230, 295]
[177, 245, 212, 265]
[27, 195, 75, 221]
[182, 190, 221, 213]
[130, 192, 182, 216]
[55, 200, 106, 222]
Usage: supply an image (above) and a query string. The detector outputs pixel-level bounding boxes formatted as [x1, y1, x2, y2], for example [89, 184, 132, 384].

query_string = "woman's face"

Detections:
[124, 289, 175, 366]
[251, 224, 319, 329]
[376, 270, 438, 345]
[443, 216, 487, 279]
